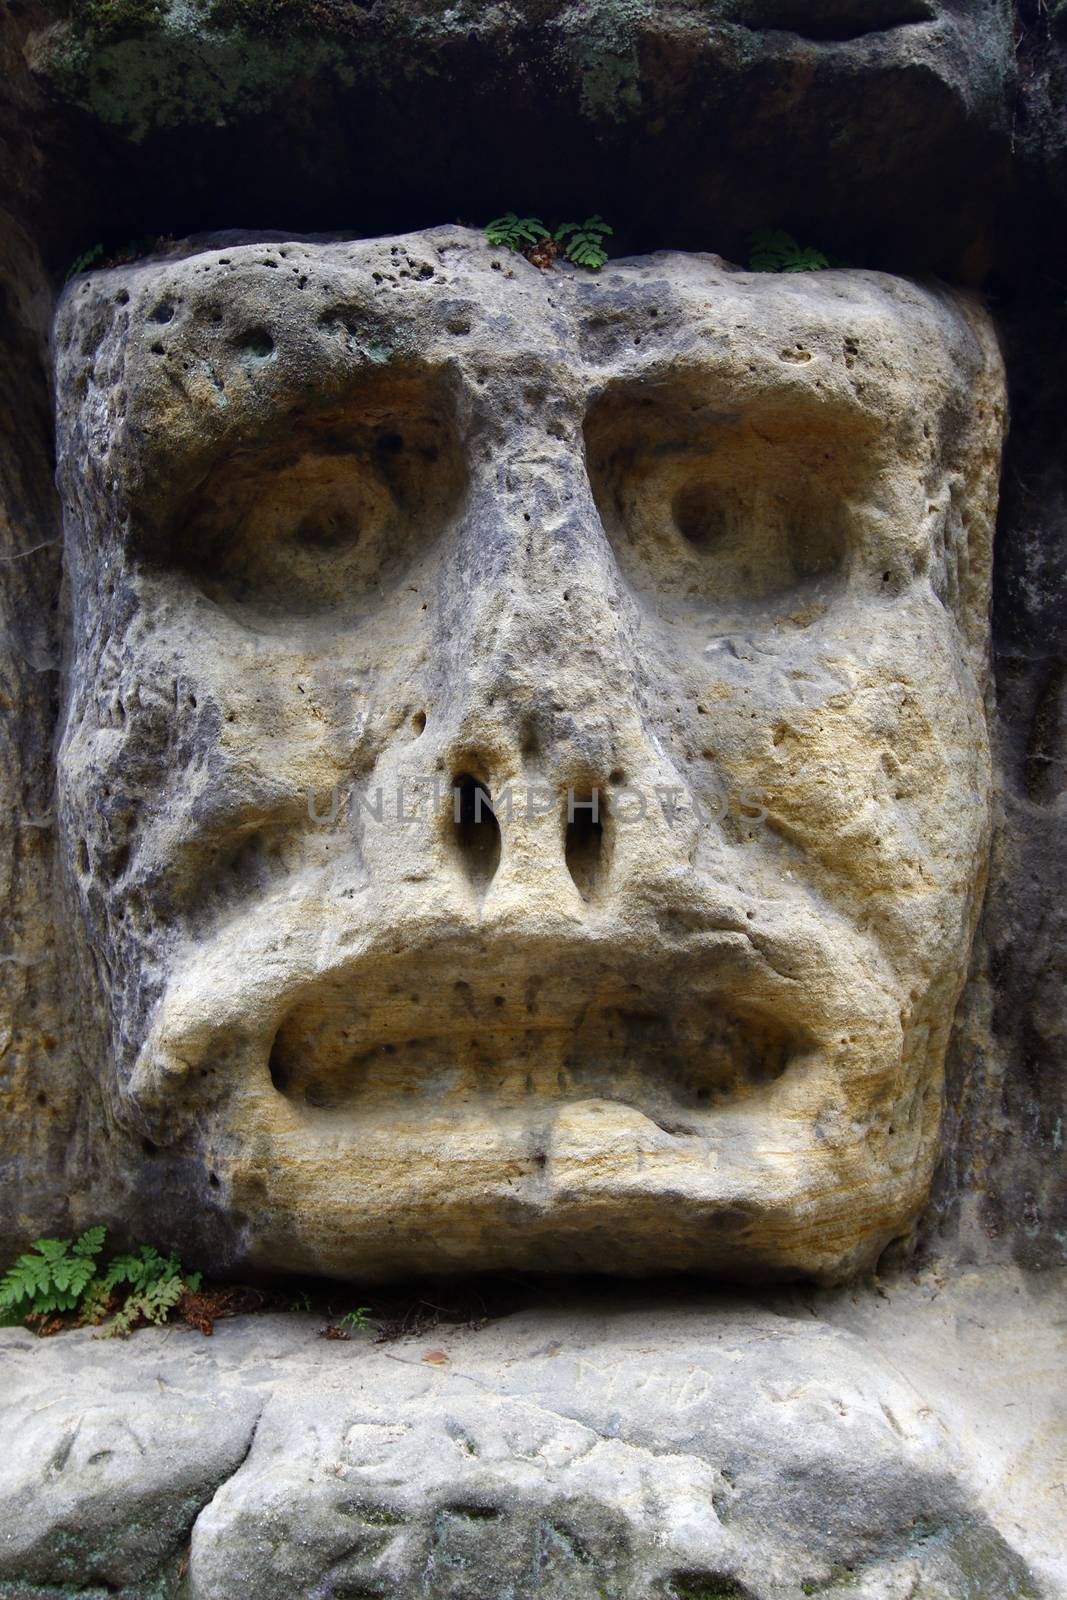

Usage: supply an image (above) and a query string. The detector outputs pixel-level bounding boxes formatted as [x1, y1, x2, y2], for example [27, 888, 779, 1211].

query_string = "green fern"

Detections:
[101, 1273, 187, 1340]
[0, 1227, 106, 1319]
[484, 213, 550, 252]
[95, 1242, 200, 1337]
[340, 1305, 372, 1332]
[748, 227, 830, 273]
[554, 215, 613, 271]
[0, 1226, 201, 1336]
[64, 243, 104, 283]
[103, 1242, 180, 1292]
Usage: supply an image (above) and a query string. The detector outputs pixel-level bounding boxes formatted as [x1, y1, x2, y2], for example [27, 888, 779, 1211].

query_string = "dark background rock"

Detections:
[0, 0, 1065, 1275]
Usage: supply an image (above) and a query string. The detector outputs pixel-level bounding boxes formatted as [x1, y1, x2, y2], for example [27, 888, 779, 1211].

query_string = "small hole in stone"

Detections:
[149, 299, 175, 324]
[269, 1035, 292, 1095]
[413, 710, 426, 735]
[141, 1138, 159, 1157]
[452, 773, 501, 896]
[238, 327, 275, 360]
[566, 798, 606, 902]
[209, 1171, 221, 1188]
[77, 838, 90, 874]
[36, 1091, 47, 1107]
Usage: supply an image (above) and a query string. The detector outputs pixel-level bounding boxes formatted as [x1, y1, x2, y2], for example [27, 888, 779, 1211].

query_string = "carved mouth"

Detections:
[265, 939, 801, 1131]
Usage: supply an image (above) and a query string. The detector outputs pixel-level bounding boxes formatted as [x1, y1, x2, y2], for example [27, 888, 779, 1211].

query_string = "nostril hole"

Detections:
[566, 794, 606, 902]
[452, 772, 501, 897]
[268, 1032, 293, 1095]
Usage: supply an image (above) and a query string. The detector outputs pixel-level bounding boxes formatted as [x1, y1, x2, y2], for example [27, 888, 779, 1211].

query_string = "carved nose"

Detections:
[429, 448, 691, 912]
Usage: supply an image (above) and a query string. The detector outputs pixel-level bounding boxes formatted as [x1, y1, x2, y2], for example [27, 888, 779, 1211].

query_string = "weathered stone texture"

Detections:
[0, 1269, 1061, 1599]
[46, 232, 1005, 1283]
[0, 0, 1062, 1274]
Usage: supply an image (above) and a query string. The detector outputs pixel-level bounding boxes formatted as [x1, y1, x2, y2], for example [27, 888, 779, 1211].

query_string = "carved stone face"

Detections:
[53, 229, 1004, 1282]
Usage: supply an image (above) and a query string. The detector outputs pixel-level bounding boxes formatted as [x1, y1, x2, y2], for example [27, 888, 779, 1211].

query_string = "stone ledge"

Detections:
[0, 1266, 1062, 1598]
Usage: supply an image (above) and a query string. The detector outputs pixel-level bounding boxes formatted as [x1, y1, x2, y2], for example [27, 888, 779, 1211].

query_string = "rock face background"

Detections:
[0, 0, 1065, 1277]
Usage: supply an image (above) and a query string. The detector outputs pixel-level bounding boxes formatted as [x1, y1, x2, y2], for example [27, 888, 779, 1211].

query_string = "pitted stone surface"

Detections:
[51, 228, 1005, 1283]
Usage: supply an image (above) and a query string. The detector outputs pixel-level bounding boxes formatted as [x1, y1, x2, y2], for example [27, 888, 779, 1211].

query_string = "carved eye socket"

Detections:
[153, 373, 464, 617]
[585, 383, 859, 612]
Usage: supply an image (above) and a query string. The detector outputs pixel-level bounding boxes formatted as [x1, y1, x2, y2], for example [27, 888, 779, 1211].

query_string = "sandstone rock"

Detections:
[0, 1269, 1060, 1599]
[0, 0, 1058, 1281]
[23, 0, 1012, 289]
[0, 1330, 258, 1589]
[48, 229, 1005, 1284]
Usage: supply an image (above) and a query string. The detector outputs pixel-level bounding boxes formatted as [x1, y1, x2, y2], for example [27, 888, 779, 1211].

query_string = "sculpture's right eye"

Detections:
[149, 375, 465, 619]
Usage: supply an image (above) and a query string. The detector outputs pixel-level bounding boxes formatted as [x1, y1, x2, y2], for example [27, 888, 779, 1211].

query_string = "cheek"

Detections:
[695, 624, 988, 905]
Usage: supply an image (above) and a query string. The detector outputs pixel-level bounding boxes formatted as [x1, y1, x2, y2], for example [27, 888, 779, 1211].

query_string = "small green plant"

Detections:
[554, 215, 613, 270]
[484, 212, 613, 271]
[65, 243, 104, 283]
[0, 1228, 201, 1337]
[748, 227, 830, 273]
[485, 213, 551, 252]
[95, 1243, 202, 1339]
[340, 1305, 373, 1333]
[0, 1226, 106, 1320]
[65, 235, 171, 287]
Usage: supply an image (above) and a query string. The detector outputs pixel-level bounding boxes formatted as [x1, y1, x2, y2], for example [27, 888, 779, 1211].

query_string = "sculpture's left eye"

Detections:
[583, 380, 869, 616]
[146, 372, 465, 618]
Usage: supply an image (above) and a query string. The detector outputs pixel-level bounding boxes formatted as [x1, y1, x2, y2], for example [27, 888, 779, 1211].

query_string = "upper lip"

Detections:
[129, 905, 820, 1133]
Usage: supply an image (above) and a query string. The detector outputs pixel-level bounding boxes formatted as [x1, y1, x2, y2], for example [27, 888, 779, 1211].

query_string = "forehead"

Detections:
[54, 228, 989, 494]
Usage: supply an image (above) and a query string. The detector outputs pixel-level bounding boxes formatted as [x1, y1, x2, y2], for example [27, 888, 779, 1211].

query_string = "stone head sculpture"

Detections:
[52, 229, 1004, 1283]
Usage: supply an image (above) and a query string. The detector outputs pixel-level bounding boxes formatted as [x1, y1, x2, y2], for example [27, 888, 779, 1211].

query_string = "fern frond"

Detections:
[784, 247, 830, 272]
[51, 1254, 98, 1298]
[749, 226, 829, 273]
[484, 213, 548, 252]
[102, 1273, 185, 1339]
[32, 1238, 70, 1263]
[74, 1276, 115, 1327]
[73, 1226, 107, 1259]
[557, 215, 612, 271]
[0, 1251, 53, 1308]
